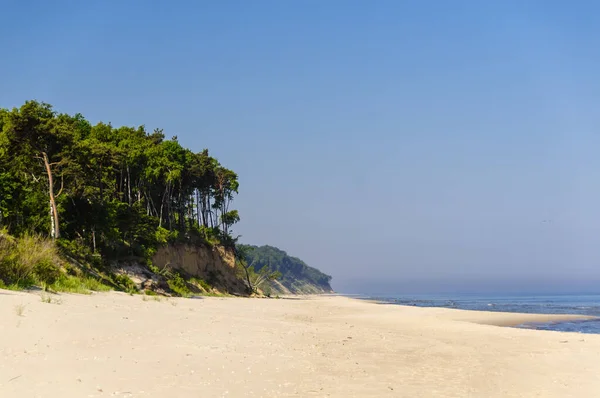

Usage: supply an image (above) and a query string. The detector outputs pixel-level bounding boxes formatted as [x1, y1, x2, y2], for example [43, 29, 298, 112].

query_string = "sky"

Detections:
[2, 0, 600, 294]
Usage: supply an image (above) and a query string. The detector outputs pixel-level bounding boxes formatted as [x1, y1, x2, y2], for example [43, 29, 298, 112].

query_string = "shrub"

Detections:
[56, 238, 93, 260]
[167, 272, 191, 297]
[148, 263, 169, 277]
[112, 274, 138, 294]
[35, 259, 61, 286]
[0, 233, 61, 288]
[262, 285, 272, 297]
[155, 227, 179, 245]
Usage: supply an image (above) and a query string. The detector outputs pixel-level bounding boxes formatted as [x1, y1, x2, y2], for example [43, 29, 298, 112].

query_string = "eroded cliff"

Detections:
[152, 244, 247, 295]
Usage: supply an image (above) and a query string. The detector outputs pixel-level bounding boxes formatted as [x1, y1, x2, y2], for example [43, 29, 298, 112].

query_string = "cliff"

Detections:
[239, 245, 333, 294]
[116, 243, 333, 297]
[151, 244, 247, 295]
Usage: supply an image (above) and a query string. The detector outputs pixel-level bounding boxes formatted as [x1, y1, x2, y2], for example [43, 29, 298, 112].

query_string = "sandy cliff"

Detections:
[152, 244, 247, 294]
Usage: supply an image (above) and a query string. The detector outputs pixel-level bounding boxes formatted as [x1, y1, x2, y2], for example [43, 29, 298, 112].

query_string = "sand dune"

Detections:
[1, 290, 599, 397]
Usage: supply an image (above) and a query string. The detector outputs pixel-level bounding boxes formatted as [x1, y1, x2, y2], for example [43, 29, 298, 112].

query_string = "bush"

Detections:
[188, 225, 222, 247]
[262, 285, 272, 297]
[167, 272, 191, 297]
[35, 259, 62, 286]
[155, 227, 179, 245]
[0, 233, 61, 288]
[111, 274, 138, 294]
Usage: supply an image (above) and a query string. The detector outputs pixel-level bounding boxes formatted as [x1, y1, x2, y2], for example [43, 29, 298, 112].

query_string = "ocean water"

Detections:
[366, 294, 600, 334]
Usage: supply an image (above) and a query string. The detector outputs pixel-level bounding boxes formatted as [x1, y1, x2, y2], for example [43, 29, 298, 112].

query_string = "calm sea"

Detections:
[362, 294, 600, 334]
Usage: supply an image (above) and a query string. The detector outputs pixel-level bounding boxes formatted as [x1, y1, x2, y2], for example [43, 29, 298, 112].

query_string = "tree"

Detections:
[0, 101, 73, 239]
[0, 100, 241, 258]
[234, 245, 281, 294]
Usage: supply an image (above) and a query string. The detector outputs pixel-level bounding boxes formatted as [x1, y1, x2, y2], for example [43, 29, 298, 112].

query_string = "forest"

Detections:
[239, 245, 333, 294]
[0, 100, 240, 290]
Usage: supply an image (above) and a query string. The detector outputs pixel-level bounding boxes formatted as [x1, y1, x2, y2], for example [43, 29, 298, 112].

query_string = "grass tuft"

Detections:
[40, 292, 62, 304]
[14, 304, 26, 316]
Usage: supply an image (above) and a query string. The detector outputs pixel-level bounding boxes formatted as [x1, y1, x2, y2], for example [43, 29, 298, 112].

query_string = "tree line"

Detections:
[0, 100, 240, 259]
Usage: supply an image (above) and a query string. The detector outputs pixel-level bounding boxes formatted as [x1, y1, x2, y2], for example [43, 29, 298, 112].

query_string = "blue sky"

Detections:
[2, 1, 600, 294]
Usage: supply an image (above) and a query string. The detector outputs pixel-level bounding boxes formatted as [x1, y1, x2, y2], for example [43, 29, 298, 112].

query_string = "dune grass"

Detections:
[40, 292, 63, 304]
[0, 230, 113, 294]
[14, 303, 26, 316]
[0, 231, 61, 289]
[46, 275, 111, 294]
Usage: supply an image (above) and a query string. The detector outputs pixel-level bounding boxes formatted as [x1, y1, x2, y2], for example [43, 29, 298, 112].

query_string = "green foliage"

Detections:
[0, 232, 62, 288]
[0, 230, 112, 293]
[47, 274, 111, 294]
[154, 227, 173, 245]
[194, 225, 223, 247]
[263, 285, 272, 297]
[237, 244, 333, 294]
[0, 100, 247, 295]
[0, 100, 241, 264]
[111, 274, 138, 294]
[34, 259, 62, 287]
[166, 272, 192, 297]
[234, 245, 282, 294]
[190, 277, 211, 292]
[148, 264, 172, 281]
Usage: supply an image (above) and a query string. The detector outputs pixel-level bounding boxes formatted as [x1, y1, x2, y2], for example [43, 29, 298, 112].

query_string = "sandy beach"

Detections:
[1, 290, 599, 398]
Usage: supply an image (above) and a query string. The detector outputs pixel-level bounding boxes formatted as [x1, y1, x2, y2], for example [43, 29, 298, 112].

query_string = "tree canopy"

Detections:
[0, 100, 240, 259]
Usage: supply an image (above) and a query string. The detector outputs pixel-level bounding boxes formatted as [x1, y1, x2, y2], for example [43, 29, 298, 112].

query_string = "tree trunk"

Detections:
[208, 197, 214, 228]
[98, 164, 103, 201]
[159, 182, 169, 228]
[159, 196, 164, 227]
[119, 167, 123, 200]
[195, 189, 200, 226]
[177, 182, 183, 230]
[200, 192, 206, 227]
[49, 201, 56, 239]
[167, 183, 171, 229]
[127, 166, 132, 206]
[243, 265, 253, 294]
[42, 152, 60, 239]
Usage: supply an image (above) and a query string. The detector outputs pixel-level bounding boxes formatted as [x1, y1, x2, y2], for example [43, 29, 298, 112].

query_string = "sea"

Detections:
[361, 294, 600, 334]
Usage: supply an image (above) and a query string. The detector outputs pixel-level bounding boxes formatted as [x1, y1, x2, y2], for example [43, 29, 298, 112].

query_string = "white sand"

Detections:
[1, 290, 599, 397]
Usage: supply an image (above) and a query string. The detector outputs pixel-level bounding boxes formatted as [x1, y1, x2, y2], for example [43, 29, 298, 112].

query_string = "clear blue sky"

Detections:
[2, 0, 600, 294]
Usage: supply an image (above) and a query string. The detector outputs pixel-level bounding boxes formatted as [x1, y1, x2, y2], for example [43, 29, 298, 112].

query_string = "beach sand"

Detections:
[1, 290, 599, 397]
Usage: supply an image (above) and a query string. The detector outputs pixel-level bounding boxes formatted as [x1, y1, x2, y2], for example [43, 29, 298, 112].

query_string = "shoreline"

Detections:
[2, 289, 600, 397]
